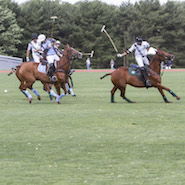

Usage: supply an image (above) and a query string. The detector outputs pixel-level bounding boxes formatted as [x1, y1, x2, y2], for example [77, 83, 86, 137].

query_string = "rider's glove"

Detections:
[26, 57, 29, 62]
[117, 53, 122, 58]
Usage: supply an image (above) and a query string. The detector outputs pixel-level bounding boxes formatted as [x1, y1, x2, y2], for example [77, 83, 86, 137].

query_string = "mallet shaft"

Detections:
[104, 30, 118, 53]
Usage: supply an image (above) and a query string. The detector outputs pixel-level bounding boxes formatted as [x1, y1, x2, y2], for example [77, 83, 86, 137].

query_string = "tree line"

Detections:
[0, 0, 185, 68]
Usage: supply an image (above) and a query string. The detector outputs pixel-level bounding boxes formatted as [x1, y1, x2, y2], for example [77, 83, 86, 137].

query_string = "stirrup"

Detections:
[145, 80, 152, 88]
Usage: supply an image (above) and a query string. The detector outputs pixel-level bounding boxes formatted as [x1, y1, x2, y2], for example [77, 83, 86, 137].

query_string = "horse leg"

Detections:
[119, 87, 135, 103]
[55, 83, 64, 104]
[156, 83, 180, 103]
[20, 84, 33, 104]
[111, 85, 118, 103]
[57, 83, 67, 103]
[43, 83, 53, 100]
[43, 83, 57, 101]
[19, 81, 33, 102]
[31, 88, 41, 100]
[19, 81, 28, 99]
[157, 87, 171, 103]
[66, 82, 76, 97]
[27, 84, 41, 100]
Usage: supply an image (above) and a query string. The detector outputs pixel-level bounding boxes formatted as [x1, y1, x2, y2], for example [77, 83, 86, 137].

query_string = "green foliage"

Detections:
[1, 0, 185, 67]
[0, 0, 22, 56]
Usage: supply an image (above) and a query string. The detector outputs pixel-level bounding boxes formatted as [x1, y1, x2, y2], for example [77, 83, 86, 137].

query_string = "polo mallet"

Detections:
[82, 50, 94, 57]
[101, 25, 118, 53]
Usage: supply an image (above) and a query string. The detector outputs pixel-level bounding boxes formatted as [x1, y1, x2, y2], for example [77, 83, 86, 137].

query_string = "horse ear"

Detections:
[64, 44, 69, 50]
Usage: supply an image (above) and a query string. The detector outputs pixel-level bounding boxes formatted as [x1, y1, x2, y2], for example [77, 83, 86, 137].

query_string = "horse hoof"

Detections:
[57, 102, 61, 104]
[28, 98, 32, 104]
[166, 101, 172, 103]
[176, 96, 181, 100]
[111, 101, 117, 103]
[38, 95, 41, 100]
[72, 94, 76, 97]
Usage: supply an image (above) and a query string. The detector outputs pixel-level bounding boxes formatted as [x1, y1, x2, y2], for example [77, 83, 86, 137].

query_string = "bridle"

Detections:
[148, 51, 174, 76]
[56, 47, 81, 74]
[63, 48, 77, 60]
[157, 52, 174, 63]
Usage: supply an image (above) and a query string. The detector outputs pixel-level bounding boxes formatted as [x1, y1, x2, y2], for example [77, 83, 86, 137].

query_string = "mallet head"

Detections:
[101, 25, 106, 32]
[91, 51, 94, 58]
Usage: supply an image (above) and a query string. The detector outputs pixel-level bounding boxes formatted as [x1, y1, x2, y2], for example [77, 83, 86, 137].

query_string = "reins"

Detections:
[148, 52, 171, 76]
[56, 48, 75, 73]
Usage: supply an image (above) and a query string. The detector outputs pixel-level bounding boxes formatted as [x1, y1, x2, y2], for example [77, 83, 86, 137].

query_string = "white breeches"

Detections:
[33, 54, 41, 63]
[135, 56, 149, 67]
[46, 55, 60, 64]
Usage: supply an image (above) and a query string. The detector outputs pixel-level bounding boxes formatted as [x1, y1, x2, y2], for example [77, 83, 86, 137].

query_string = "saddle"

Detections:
[37, 58, 48, 74]
[129, 64, 149, 82]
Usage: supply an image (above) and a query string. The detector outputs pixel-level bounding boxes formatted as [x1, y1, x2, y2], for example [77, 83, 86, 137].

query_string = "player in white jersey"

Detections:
[117, 36, 152, 88]
[26, 33, 42, 63]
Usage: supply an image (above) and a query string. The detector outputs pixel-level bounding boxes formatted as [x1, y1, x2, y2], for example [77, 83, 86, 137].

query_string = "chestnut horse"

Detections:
[9, 44, 82, 104]
[100, 49, 180, 103]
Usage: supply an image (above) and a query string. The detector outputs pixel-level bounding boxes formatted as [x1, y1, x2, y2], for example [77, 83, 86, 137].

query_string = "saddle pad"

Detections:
[38, 63, 47, 73]
[129, 67, 138, 76]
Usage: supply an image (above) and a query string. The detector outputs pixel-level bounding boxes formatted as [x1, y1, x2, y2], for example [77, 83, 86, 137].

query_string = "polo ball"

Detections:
[4, 90, 8, 93]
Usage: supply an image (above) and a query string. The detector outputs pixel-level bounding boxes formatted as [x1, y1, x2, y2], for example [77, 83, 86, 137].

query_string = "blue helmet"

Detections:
[135, 36, 143, 44]
[31, 33, 38, 40]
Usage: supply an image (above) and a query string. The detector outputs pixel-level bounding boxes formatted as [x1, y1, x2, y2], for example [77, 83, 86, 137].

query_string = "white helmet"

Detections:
[38, 34, 46, 42]
[56, 40, 61, 45]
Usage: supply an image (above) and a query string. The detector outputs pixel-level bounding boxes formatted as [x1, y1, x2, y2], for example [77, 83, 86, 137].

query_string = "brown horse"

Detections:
[9, 44, 82, 104]
[100, 49, 180, 103]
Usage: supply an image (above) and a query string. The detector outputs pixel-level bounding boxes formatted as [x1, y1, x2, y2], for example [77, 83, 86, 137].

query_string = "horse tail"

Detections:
[8, 65, 21, 76]
[100, 73, 112, 79]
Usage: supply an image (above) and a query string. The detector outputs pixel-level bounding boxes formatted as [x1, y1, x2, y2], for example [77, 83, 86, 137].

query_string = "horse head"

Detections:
[156, 49, 174, 64]
[63, 44, 83, 60]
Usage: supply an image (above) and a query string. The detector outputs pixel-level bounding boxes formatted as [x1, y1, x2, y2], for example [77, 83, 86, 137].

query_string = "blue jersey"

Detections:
[42, 39, 56, 56]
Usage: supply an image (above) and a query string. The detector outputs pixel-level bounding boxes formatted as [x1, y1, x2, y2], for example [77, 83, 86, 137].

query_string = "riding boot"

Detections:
[141, 67, 152, 88]
[47, 63, 57, 82]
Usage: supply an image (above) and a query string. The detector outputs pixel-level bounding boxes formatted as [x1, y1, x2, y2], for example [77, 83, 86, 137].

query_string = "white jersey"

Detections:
[27, 40, 42, 57]
[27, 40, 43, 63]
[128, 41, 150, 57]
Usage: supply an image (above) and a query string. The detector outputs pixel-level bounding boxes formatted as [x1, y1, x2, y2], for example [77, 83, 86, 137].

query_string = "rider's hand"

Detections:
[26, 57, 29, 62]
[44, 48, 49, 54]
[117, 53, 123, 58]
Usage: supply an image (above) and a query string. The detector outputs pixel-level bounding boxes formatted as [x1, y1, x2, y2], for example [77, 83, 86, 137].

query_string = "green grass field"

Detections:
[0, 71, 185, 185]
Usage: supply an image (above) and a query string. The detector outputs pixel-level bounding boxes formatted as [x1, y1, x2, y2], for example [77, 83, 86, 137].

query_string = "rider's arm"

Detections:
[117, 44, 135, 57]
[26, 43, 32, 62]
[44, 40, 52, 53]
[120, 50, 130, 57]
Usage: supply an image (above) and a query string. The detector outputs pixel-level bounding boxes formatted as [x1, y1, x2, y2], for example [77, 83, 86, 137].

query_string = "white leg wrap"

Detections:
[69, 88, 75, 96]
[50, 89, 57, 97]
[60, 93, 66, 98]
[56, 93, 66, 103]
[23, 90, 32, 99]
[31, 88, 40, 96]
[65, 83, 70, 90]
[56, 95, 60, 103]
